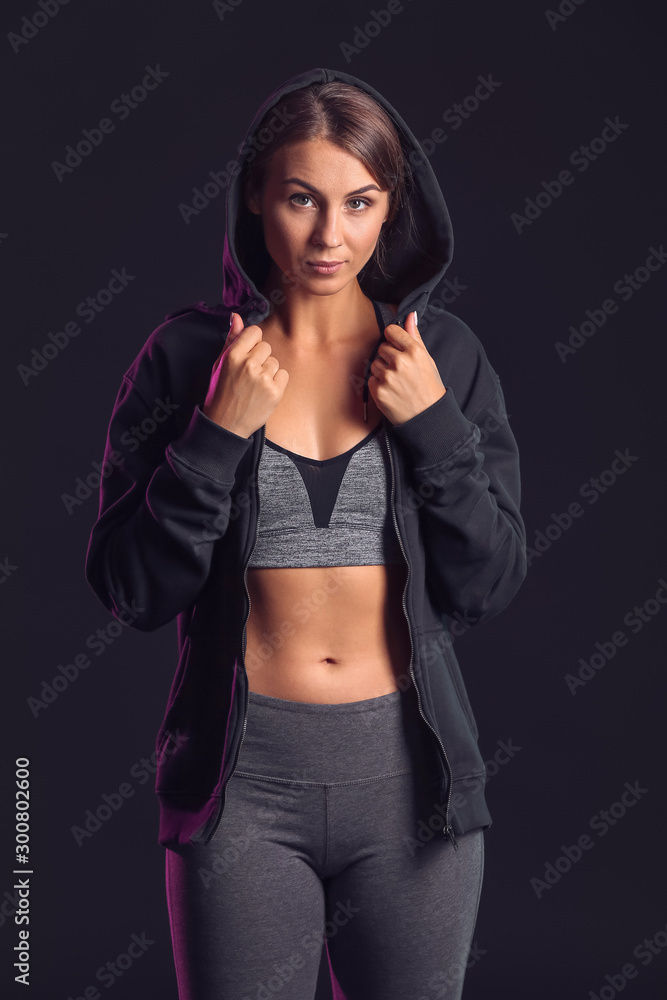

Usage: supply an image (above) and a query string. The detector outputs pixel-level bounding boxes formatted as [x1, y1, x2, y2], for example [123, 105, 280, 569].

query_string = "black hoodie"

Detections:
[85, 67, 527, 848]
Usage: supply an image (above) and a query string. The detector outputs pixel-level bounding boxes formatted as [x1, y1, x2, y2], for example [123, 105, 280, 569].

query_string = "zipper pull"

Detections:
[444, 824, 459, 851]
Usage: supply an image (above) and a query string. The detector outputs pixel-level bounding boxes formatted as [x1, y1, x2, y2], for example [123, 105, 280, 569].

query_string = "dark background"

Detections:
[2, 1, 666, 997]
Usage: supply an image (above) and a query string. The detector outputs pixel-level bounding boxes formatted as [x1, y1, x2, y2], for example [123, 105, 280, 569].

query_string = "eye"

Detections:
[289, 193, 314, 207]
[288, 193, 372, 211]
[348, 198, 372, 211]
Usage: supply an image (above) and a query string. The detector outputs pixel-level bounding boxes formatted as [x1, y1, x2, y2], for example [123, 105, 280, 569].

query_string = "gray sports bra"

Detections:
[247, 300, 405, 570]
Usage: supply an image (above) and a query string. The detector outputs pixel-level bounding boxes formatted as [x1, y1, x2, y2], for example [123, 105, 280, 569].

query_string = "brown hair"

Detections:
[240, 81, 417, 281]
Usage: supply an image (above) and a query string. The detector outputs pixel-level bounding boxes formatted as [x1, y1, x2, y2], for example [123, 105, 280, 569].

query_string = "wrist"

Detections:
[202, 405, 250, 439]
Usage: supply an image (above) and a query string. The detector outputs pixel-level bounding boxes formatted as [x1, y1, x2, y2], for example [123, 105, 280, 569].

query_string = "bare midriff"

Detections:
[245, 563, 412, 703]
[243, 298, 413, 704]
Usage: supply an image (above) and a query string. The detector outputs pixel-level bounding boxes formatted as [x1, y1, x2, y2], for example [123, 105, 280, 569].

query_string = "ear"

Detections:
[245, 182, 261, 215]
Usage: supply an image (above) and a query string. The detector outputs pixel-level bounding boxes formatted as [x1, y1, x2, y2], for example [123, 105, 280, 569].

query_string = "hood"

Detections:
[222, 67, 454, 329]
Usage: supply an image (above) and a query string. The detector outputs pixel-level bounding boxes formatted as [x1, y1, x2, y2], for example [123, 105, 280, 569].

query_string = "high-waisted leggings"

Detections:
[165, 683, 485, 1000]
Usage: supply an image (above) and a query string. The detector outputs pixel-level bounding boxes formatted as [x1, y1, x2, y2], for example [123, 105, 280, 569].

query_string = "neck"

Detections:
[258, 269, 374, 349]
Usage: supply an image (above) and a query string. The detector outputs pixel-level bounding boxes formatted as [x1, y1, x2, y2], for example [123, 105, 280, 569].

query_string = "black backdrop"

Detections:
[2, 1, 666, 997]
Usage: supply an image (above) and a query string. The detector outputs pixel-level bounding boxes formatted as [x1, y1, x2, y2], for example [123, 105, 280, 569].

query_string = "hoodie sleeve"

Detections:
[84, 374, 253, 632]
[390, 355, 526, 627]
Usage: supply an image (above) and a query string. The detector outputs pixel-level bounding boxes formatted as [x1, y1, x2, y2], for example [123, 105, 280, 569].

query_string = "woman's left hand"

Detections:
[367, 311, 446, 425]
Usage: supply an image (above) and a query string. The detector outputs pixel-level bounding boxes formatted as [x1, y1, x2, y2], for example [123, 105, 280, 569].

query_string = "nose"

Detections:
[310, 206, 342, 249]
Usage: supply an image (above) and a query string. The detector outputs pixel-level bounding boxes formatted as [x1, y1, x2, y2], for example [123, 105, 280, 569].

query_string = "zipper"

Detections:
[207, 420, 459, 849]
[205, 426, 263, 843]
[385, 429, 458, 851]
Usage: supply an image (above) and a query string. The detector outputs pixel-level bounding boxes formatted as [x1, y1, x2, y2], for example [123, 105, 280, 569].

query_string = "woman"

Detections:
[85, 67, 526, 1000]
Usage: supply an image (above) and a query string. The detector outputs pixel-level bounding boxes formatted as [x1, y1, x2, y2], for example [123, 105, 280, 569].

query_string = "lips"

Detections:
[305, 260, 345, 274]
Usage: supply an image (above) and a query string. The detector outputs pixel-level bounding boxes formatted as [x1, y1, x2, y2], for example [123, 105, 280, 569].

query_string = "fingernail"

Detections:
[413, 310, 419, 326]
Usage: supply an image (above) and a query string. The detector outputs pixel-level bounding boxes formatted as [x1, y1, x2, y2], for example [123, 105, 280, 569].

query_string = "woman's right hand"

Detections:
[202, 312, 289, 438]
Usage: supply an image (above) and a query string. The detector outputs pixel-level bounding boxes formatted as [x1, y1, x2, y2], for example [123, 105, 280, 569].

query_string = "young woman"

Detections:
[85, 67, 526, 1000]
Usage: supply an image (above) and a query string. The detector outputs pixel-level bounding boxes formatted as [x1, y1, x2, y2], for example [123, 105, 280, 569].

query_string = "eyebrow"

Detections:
[282, 177, 382, 197]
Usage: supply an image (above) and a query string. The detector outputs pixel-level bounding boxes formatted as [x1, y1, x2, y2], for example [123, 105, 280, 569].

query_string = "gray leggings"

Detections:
[165, 683, 485, 1000]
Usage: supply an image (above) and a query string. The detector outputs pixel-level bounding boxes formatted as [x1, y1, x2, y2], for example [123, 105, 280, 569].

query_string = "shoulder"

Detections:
[420, 306, 501, 419]
[122, 303, 231, 409]
[130, 302, 229, 367]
